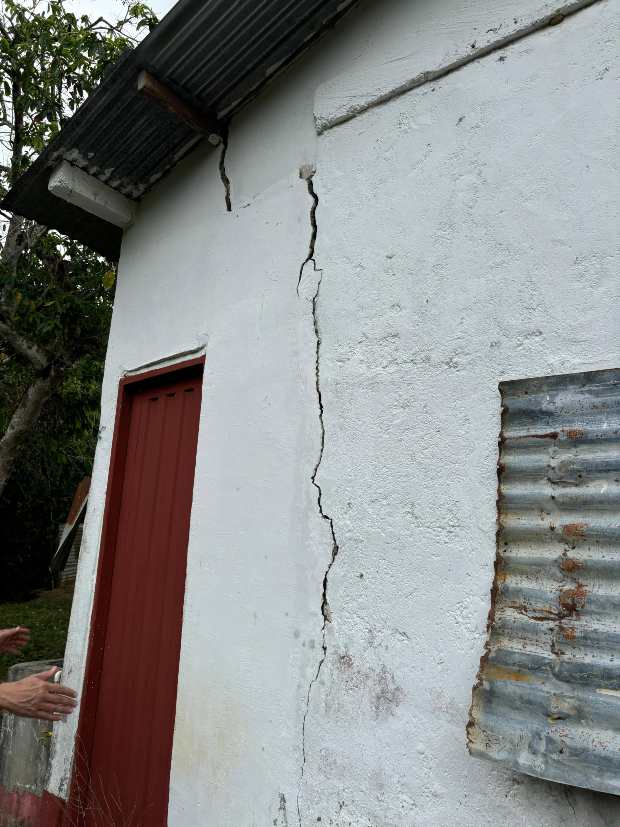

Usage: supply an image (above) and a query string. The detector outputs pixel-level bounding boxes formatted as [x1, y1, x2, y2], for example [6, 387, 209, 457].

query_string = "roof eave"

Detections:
[2, 0, 360, 260]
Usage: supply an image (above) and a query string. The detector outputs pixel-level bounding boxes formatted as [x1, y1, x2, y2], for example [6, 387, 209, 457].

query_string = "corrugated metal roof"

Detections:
[2, 0, 358, 259]
[468, 367, 620, 795]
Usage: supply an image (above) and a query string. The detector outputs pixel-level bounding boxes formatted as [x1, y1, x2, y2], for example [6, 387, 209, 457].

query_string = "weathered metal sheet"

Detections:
[468, 367, 620, 795]
[50, 477, 90, 584]
[2, 0, 359, 259]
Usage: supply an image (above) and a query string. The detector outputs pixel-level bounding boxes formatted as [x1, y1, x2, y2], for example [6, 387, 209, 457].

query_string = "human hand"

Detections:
[0, 666, 77, 721]
[0, 626, 30, 654]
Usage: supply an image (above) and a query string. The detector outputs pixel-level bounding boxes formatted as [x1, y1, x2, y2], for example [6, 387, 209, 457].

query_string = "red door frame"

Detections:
[62, 356, 205, 825]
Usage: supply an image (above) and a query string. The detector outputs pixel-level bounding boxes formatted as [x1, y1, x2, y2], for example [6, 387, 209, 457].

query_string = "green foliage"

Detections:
[0, 0, 157, 185]
[2, 234, 114, 360]
[0, 354, 104, 600]
[0, 589, 73, 680]
[0, 0, 156, 598]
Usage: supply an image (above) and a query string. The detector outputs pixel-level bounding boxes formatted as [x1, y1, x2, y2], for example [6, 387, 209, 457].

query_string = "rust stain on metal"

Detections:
[559, 584, 587, 616]
[562, 522, 587, 540]
[508, 603, 560, 622]
[563, 427, 585, 440]
[465, 408, 508, 748]
[483, 664, 533, 684]
[560, 556, 584, 574]
[559, 625, 577, 641]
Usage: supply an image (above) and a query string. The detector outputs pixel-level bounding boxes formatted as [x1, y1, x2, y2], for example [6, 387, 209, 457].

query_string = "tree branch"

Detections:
[0, 316, 50, 371]
[0, 214, 25, 274]
[0, 367, 58, 499]
[0, 215, 46, 275]
[86, 17, 140, 42]
[9, 73, 24, 187]
[25, 221, 47, 249]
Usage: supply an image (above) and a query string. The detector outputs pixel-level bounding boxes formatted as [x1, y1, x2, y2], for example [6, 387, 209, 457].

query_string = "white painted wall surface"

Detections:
[52, 0, 620, 824]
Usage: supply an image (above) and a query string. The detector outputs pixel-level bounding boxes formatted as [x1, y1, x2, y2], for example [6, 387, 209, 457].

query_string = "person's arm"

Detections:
[0, 626, 30, 654]
[0, 666, 77, 721]
[0, 627, 77, 721]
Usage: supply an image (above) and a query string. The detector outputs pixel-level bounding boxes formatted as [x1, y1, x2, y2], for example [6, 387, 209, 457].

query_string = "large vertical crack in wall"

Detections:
[297, 172, 319, 293]
[218, 128, 232, 212]
[296, 167, 340, 826]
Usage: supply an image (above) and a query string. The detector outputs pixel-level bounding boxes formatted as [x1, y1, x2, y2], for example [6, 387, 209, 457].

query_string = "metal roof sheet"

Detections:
[2, 0, 358, 260]
[50, 477, 91, 577]
[468, 367, 620, 795]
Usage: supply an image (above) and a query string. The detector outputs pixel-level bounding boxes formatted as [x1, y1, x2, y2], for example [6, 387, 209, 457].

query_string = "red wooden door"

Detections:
[76, 361, 203, 827]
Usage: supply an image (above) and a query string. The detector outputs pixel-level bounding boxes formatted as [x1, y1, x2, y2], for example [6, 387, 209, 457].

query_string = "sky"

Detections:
[68, 0, 177, 28]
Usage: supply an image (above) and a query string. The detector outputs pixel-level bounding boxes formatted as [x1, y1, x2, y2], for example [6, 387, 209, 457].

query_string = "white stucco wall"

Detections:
[52, 0, 620, 824]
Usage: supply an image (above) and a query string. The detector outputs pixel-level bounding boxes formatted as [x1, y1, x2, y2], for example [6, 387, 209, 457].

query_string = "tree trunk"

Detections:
[0, 370, 56, 499]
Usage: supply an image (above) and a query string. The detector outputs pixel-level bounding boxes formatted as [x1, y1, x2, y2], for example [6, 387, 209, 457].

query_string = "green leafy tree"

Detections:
[0, 0, 156, 595]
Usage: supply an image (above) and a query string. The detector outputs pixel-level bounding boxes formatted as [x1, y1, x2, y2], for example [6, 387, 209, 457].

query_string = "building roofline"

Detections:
[2, 0, 359, 260]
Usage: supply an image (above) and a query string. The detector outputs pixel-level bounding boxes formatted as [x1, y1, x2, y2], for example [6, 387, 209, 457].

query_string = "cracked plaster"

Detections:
[296, 168, 342, 826]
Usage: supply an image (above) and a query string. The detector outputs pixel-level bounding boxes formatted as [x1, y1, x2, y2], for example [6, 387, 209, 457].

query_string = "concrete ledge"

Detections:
[48, 161, 137, 229]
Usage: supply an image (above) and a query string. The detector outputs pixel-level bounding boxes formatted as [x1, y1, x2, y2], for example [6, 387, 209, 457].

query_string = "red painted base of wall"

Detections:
[0, 787, 64, 826]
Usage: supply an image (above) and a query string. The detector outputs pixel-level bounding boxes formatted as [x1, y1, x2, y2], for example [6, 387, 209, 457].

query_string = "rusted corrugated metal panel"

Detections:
[50, 478, 90, 581]
[2, 0, 359, 259]
[468, 367, 620, 795]
[60, 525, 84, 588]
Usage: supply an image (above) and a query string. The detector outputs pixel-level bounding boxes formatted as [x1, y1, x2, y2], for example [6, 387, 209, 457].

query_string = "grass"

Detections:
[0, 588, 73, 681]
